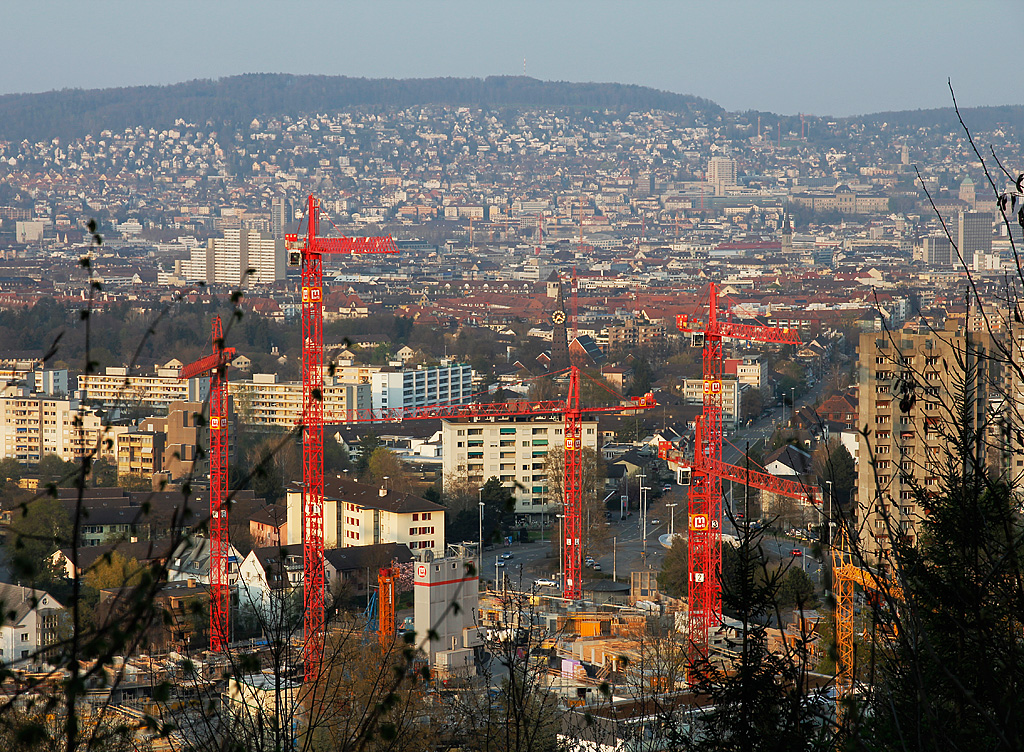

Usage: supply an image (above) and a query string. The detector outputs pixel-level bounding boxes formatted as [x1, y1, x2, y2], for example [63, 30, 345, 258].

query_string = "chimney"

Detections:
[379, 487, 388, 497]
[187, 578, 196, 588]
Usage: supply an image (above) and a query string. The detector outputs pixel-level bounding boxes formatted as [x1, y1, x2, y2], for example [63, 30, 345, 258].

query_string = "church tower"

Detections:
[781, 213, 793, 254]
[550, 278, 570, 370]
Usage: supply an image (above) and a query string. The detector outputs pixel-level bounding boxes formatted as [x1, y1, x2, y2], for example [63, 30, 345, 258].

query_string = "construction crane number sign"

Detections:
[703, 380, 722, 395]
[302, 286, 322, 303]
[690, 514, 709, 531]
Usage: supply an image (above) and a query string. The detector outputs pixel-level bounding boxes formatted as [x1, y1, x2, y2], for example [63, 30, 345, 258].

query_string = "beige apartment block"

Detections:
[229, 374, 371, 427]
[855, 323, 1004, 564]
[78, 364, 208, 412]
[0, 394, 108, 463]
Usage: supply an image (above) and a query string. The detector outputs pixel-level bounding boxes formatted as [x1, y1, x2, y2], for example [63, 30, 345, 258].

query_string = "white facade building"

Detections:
[174, 229, 285, 286]
[0, 583, 63, 666]
[371, 364, 473, 412]
[441, 417, 599, 516]
[682, 378, 744, 427]
[414, 548, 481, 670]
[286, 477, 446, 558]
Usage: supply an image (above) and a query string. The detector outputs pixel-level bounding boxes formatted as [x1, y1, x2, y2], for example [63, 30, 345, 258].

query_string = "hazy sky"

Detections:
[3, 1, 1018, 116]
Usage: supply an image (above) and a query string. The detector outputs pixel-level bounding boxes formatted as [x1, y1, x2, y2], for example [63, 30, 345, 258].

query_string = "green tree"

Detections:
[356, 432, 384, 473]
[4, 495, 72, 584]
[0, 457, 23, 488]
[365, 447, 414, 492]
[811, 438, 855, 507]
[775, 565, 817, 609]
[36, 454, 79, 488]
[84, 550, 145, 592]
[866, 476, 1024, 750]
[91, 457, 118, 487]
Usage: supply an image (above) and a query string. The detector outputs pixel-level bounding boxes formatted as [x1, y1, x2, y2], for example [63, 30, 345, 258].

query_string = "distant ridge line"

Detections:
[0, 73, 720, 142]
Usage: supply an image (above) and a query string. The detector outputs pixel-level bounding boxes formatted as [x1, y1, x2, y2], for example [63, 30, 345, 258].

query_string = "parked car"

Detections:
[650, 518, 661, 526]
[534, 578, 559, 588]
[592, 564, 602, 571]
[500, 552, 514, 560]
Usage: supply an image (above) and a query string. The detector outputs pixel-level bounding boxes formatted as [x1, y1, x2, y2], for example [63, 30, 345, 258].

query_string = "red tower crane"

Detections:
[178, 316, 236, 652]
[344, 367, 656, 600]
[674, 281, 801, 660]
[286, 195, 399, 682]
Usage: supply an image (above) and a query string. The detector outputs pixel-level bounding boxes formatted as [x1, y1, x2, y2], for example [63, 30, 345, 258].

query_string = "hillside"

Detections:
[0, 74, 722, 143]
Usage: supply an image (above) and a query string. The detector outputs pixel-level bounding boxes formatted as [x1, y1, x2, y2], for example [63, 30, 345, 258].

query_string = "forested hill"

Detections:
[855, 103, 1024, 133]
[0, 74, 722, 142]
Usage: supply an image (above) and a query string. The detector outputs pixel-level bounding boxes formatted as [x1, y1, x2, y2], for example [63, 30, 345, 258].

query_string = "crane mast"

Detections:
[287, 195, 399, 682]
[676, 282, 801, 662]
[178, 317, 236, 652]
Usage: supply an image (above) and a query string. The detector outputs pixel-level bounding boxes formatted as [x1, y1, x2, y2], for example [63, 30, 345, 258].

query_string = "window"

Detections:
[875, 460, 890, 470]
[20, 633, 28, 642]
[875, 415, 890, 424]
[877, 445, 891, 454]
[412, 513, 419, 521]
[423, 513, 431, 521]
[875, 431, 890, 439]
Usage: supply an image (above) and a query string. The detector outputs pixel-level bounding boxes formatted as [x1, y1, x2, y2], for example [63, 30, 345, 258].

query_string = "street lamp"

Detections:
[789, 387, 796, 426]
[666, 502, 678, 537]
[556, 513, 565, 589]
[825, 480, 834, 548]
[639, 472, 651, 557]
[478, 499, 485, 583]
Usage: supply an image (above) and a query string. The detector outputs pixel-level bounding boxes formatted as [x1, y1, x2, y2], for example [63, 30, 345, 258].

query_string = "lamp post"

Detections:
[478, 499, 485, 584]
[789, 387, 796, 427]
[666, 502, 678, 537]
[825, 479, 834, 548]
[556, 513, 565, 589]
[639, 473, 651, 559]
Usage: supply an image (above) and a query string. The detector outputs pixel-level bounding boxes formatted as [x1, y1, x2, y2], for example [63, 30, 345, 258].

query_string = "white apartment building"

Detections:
[682, 378, 744, 427]
[78, 365, 208, 412]
[707, 156, 738, 194]
[0, 368, 68, 396]
[245, 230, 286, 285]
[286, 476, 445, 558]
[371, 364, 474, 412]
[0, 393, 109, 463]
[440, 417, 599, 516]
[725, 356, 768, 392]
[229, 373, 371, 427]
[0, 584, 63, 666]
[174, 228, 285, 287]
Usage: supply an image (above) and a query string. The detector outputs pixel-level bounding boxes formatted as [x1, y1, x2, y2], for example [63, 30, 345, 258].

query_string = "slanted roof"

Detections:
[320, 476, 445, 515]
[0, 583, 61, 626]
[323, 543, 413, 573]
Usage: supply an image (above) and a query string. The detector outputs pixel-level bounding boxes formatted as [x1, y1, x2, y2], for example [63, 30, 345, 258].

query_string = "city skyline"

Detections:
[2, 0, 1020, 117]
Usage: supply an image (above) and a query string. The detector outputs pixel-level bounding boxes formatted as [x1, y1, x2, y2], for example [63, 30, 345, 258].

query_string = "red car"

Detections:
[790, 549, 803, 557]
